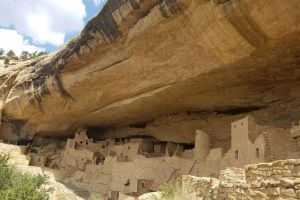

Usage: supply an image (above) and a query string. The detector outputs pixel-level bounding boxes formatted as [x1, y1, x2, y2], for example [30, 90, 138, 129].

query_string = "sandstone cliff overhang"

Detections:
[0, 0, 299, 138]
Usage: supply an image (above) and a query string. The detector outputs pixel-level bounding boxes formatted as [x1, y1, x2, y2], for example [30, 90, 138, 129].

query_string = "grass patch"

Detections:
[158, 183, 188, 200]
[89, 193, 103, 200]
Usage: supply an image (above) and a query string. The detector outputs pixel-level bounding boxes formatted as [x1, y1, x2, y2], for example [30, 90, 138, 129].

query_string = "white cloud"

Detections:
[0, 0, 86, 46]
[0, 29, 43, 56]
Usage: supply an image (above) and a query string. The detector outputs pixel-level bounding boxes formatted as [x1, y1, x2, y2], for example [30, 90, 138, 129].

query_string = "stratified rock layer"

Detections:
[0, 0, 299, 140]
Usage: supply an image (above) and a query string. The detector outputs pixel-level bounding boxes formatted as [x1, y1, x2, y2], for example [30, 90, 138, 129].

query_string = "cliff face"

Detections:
[0, 0, 299, 141]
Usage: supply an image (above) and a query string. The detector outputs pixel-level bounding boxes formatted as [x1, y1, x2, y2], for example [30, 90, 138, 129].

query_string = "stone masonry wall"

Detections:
[181, 159, 300, 200]
[246, 160, 300, 199]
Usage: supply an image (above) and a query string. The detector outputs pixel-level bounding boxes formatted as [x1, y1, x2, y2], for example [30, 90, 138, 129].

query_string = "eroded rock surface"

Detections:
[0, 0, 299, 142]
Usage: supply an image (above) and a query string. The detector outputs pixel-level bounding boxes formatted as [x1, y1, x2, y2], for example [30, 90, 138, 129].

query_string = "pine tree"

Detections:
[0, 48, 4, 56]
[20, 51, 30, 61]
[4, 58, 9, 67]
[6, 50, 16, 58]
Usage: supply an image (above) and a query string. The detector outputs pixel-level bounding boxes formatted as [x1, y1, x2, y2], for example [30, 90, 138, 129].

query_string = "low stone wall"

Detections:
[245, 159, 300, 199]
[180, 159, 300, 200]
[217, 168, 249, 200]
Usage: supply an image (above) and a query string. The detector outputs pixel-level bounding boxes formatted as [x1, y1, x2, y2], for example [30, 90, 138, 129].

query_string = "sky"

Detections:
[0, 0, 107, 56]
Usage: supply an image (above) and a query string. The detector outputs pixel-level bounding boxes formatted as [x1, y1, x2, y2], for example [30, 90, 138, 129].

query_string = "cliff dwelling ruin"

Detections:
[0, 0, 300, 199]
[1, 115, 299, 199]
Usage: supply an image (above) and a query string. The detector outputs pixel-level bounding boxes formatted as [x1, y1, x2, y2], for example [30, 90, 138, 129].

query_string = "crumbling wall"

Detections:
[216, 168, 249, 199]
[25, 116, 300, 198]
[192, 116, 267, 177]
[267, 128, 296, 160]
[246, 160, 300, 199]
[111, 142, 140, 161]
[110, 156, 194, 194]
[181, 175, 219, 199]
[65, 156, 116, 197]
[181, 159, 300, 200]
[62, 148, 94, 170]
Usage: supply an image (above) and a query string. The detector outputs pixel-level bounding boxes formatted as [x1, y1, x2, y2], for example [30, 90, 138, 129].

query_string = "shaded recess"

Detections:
[215, 106, 265, 115]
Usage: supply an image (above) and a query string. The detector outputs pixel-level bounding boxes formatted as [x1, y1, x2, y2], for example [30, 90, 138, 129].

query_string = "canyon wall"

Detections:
[0, 0, 299, 142]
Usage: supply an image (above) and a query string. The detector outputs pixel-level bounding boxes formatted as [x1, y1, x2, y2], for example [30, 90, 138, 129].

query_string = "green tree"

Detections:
[37, 51, 49, 57]
[4, 58, 9, 67]
[20, 51, 30, 61]
[28, 51, 49, 60]
[29, 51, 39, 60]
[0, 48, 4, 56]
[6, 50, 16, 58]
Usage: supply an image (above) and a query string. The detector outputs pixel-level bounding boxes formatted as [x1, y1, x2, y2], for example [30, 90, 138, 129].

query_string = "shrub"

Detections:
[0, 48, 4, 56]
[6, 50, 16, 58]
[158, 183, 188, 200]
[0, 154, 12, 190]
[0, 153, 52, 200]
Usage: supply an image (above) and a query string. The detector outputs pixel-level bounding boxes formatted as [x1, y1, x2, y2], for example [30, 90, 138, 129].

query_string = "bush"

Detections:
[158, 183, 188, 200]
[0, 153, 52, 200]
[0, 154, 12, 190]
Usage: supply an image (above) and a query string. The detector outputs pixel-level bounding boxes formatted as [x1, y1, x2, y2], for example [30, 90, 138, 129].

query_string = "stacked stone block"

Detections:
[246, 159, 300, 199]
[217, 168, 249, 200]
[182, 175, 219, 200]
[181, 159, 300, 200]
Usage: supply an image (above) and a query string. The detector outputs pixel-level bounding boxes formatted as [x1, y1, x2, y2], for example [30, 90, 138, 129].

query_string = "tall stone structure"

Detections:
[194, 130, 211, 162]
[230, 116, 262, 167]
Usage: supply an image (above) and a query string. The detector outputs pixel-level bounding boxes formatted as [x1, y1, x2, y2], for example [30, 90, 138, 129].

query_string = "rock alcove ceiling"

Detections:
[0, 0, 299, 143]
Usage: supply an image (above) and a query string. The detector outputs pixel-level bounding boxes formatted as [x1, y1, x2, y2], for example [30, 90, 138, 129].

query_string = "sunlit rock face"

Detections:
[0, 0, 299, 141]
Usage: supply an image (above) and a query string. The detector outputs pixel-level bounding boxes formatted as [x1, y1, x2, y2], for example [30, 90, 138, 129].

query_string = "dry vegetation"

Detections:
[159, 183, 189, 200]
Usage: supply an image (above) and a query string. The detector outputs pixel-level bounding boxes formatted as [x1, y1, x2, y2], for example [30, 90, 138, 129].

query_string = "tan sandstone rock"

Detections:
[138, 192, 162, 200]
[0, 0, 298, 143]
